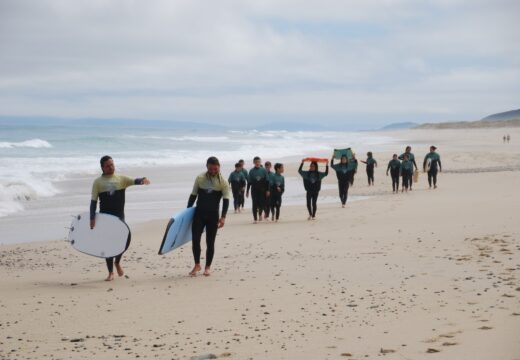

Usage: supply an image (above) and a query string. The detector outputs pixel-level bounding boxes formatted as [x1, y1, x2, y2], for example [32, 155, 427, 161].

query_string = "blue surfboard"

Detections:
[158, 207, 196, 255]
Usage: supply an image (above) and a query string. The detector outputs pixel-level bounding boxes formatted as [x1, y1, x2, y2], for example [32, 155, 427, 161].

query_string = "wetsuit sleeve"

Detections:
[387, 161, 391, 172]
[91, 179, 99, 201]
[438, 156, 442, 171]
[187, 195, 197, 208]
[298, 163, 305, 177]
[90, 200, 97, 220]
[398, 153, 404, 160]
[221, 199, 229, 218]
[134, 177, 146, 185]
[191, 177, 200, 196]
[412, 159, 418, 170]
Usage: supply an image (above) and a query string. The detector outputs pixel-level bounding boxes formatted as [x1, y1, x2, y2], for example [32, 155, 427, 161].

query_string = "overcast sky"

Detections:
[0, 0, 519, 128]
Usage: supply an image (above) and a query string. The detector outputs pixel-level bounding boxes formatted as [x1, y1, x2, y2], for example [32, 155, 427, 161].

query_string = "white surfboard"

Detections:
[425, 158, 432, 172]
[68, 212, 131, 258]
[158, 207, 196, 255]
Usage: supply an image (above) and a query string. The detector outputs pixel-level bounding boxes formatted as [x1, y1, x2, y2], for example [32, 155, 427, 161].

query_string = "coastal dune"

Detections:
[1, 128, 519, 359]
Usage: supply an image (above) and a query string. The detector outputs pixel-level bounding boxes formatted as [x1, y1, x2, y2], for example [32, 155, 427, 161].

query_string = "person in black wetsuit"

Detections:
[400, 154, 414, 192]
[264, 161, 276, 221]
[398, 146, 418, 190]
[386, 154, 401, 193]
[298, 160, 328, 220]
[347, 154, 358, 186]
[90, 155, 150, 281]
[228, 163, 247, 213]
[361, 152, 378, 186]
[330, 155, 350, 207]
[246, 157, 270, 223]
[238, 159, 248, 209]
[187, 156, 230, 277]
[269, 163, 285, 222]
[423, 146, 442, 189]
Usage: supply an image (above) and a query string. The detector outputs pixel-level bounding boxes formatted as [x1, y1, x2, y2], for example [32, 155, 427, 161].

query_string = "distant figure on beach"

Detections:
[269, 163, 285, 222]
[299, 160, 328, 220]
[398, 146, 418, 190]
[507, 134, 511, 143]
[246, 157, 270, 223]
[187, 157, 230, 277]
[386, 154, 401, 193]
[503, 135, 507, 143]
[361, 152, 378, 186]
[264, 161, 276, 221]
[423, 146, 442, 189]
[228, 163, 247, 213]
[400, 154, 413, 192]
[90, 155, 150, 281]
[347, 154, 358, 186]
[238, 159, 248, 209]
[330, 154, 350, 207]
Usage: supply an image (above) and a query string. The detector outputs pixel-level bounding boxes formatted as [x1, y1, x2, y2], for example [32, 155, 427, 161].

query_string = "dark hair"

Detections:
[310, 161, 318, 170]
[367, 151, 373, 157]
[253, 156, 261, 162]
[206, 156, 220, 166]
[406, 146, 411, 151]
[265, 161, 272, 167]
[100, 155, 112, 167]
[274, 163, 283, 171]
[235, 162, 241, 168]
[238, 159, 244, 163]
[393, 153, 397, 157]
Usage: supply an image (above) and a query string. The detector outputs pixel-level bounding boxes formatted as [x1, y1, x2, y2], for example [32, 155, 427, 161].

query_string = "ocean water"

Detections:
[0, 122, 401, 244]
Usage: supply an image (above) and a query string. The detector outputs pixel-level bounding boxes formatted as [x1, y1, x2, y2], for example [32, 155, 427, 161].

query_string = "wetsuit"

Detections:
[187, 172, 230, 267]
[331, 159, 350, 205]
[247, 166, 269, 221]
[346, 160, 358, 186]
[264, 171, 276, 218]
[228, 170, 246, 211]
[90, 174, 146, 273]
[398, 152, 417, 189]
[423, 152, 441, 187]
[364, 158, 377, 185]
[400, 160, 413, 190]
[298, 163, 328, 218]
[269, 173, 285, 220]
[240, 168, 248, 208]
[387, 159, 401, 192]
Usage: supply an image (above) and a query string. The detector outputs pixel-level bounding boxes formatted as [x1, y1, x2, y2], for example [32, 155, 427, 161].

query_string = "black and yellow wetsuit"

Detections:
[228, 170, 247, 211]
[331, 159, 349, 205]
[187, 172, 230, 267]
[298, 163, 328, 218]
[90, 174, 146, 273]
[247, 166, 269, 221]
[387, 159, 401, 192]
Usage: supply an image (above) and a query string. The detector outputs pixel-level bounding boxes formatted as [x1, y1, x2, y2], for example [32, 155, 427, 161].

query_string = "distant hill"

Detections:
[254, 121, 332, 131]
[379, 122, 418, 131]
[415, 109, 520, 129]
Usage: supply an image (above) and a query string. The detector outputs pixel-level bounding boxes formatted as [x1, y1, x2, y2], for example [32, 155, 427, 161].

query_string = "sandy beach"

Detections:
[1, 128, 520, 360]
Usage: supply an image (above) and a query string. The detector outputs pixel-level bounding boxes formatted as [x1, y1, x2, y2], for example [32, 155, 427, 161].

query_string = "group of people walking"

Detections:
[88, 145, 442, 280]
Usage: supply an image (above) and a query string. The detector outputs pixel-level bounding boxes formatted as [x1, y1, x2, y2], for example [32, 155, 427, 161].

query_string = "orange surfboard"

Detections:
[303, 157, 328, 163]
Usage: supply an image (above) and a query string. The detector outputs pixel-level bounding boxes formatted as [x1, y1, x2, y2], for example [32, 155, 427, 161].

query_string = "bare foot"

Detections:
[307, 216, 312, 220]
[105, 273, 114, 281]
[189, 264, 201, 276]
[203, 267, 211, 276]
[253, 220, 258, 224]
[115, 263, 124, 277]
[342, 204, 345, 208]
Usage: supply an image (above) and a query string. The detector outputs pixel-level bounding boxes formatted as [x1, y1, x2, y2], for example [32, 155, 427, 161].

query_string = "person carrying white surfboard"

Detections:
[423, 146, 442, 189]
[187, 156, 230, 277]
[90, 155, 150, 281]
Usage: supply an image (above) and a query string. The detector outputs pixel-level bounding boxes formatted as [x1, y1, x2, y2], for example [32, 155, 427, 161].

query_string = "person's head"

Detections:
[100, 155, 115, 175]
[238, 159, 245, 167]
[253, 156, 261, 167]
[234, 162, 241, 172]
[367, 151, 373, 158]
[392, 154, 398, 160]
[206, 156, 221, 176]
[309, 161, 318, 172]
[265, 161, 272, 172]
[403, 154, 409, 160]
[430, 145, 437, 153]
[405, 146, 411, 153]
[274, 163, 284, 174]
[340, 155, 348, 164]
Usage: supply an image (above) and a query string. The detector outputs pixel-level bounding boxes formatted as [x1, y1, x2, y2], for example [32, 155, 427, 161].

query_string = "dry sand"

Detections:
[1, 128, 519, 360]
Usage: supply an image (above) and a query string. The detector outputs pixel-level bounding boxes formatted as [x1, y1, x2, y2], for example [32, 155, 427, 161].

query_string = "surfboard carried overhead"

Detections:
[303, 157, 329, 163]
[158, 207, 196, 255]
[68, 212, 131, 258]
[333, 148, 354, 160]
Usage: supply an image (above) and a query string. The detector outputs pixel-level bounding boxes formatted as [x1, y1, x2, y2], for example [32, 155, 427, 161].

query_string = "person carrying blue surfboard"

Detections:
[246, 157, 270, 223]
[299, 160, 328, 220]
[90, 155, 150, 281]
[423, 146, 442, 189]
[269, 163, 285, 222]
[228, 163, 247, 213]
[330, 155, 350, 207]
[398, 146, 418, 190]
[187, 156, 230, 277]
[360, 152, 378, 186]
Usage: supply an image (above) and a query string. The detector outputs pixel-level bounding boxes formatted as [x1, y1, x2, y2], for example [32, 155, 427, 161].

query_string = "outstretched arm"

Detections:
[134, 177, 150, 185]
